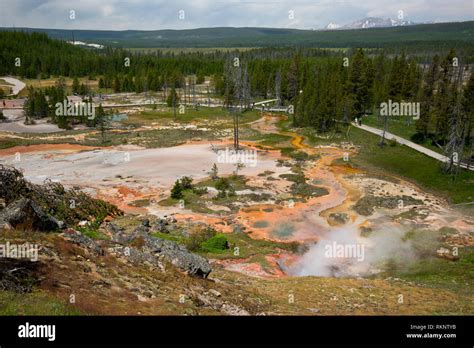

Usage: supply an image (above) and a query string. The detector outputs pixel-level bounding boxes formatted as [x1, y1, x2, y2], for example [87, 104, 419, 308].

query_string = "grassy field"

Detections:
[0, 106, 261, 150]
[0, 78, 13, 86]
[20, 77, 101, 97]
[127, 106, 261, 126]
[0, 290, 81, 315]
[348, 127, 474, 204]
[289, 122, 474, 204]
[0, 78, 14, 95]
[387, 246, 474, 296]
[362, 114, 446, 154]
[24, 77, 98, 88]
[127, 47, 258, 54]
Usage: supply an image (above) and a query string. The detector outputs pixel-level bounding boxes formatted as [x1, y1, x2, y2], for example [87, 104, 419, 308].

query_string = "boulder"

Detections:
[62, 229, 104, 256]
[153, 218, 171, 234]
[110, 245, 165, 272]
[328, 213, 349, 225]
[0, 198, 64, 232]
[436, 247, 459, 261]
[126, 226, 212, 278]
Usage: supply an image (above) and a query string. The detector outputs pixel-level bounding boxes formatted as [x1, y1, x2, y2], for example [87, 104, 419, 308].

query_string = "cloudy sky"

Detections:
[0, 0, 472, 30]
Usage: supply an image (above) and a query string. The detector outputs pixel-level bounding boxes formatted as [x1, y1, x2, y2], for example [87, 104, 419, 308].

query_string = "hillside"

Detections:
[1, 21, 473, 48]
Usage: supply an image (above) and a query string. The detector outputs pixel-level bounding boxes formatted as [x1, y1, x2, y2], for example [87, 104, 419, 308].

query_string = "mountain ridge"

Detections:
[0, 21, 473, 48]
[326, 16, 419, 30]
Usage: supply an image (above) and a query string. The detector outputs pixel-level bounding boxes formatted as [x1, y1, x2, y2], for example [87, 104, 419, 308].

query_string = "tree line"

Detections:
[2, 31, 472, 154]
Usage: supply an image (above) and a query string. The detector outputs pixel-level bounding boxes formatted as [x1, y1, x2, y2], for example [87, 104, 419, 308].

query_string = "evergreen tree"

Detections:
[96, 104, 107, 143]
[171, 180, 184, 199]
[348, 49, 369, 118]
[113, 76, 121, 93]
[72, 77, 80, 94]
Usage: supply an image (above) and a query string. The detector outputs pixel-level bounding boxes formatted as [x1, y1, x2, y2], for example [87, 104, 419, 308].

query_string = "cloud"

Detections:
[0, 0, 472, 30]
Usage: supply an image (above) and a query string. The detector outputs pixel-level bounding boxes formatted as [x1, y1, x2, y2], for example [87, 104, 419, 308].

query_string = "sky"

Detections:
[0, 0, 472, 30]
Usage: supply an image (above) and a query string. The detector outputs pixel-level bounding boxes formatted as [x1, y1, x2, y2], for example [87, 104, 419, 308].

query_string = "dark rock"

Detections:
[133, 225, 150, 237]
[353, 195, 423, 216]
[360, 226, 373, 238]
[125, 226, 211, 278]
[142, 219, 151, 227]
[328, 213, 349, 225]
[106, 223, 125, 235]
[91, 279, 112, 288]
[153, 218, 170, 234]
[0, 198, 64, 232]
[108, 223, 131, 245]
[62, 229, 104, 256]
[110, 245, 165, 271]
[0, 258, 41, 293]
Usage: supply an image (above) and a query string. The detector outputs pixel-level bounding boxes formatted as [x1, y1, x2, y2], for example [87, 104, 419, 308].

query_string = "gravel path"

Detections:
[354, 122, 474, 171]
[0, 76, 26, 96]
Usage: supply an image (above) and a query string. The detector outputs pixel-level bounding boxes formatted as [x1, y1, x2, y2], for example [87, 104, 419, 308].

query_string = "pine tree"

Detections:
[287, 54, 300, 102]
[72, 77, 80, 94]
[462, 72, 474, 149]
[113, 76, 121, 93]
[209, 163, 219, 180]
[171, 180, 184, 199]
[348, 49, 369, 118]
[96, 104, 107, 143]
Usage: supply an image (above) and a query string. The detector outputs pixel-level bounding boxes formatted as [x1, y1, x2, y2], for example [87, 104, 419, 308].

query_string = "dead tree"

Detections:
[242, 65, 251, 110]
[444, 64, 466, 177]
[379, 107, 389, 147]
[275, 70, 282, 107]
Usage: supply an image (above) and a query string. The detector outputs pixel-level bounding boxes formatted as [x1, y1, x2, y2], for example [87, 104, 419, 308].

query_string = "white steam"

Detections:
[287, 224, 420, 277]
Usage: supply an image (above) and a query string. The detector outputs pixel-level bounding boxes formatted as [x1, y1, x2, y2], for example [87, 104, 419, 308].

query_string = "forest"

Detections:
[3, 21, 473, 48]
[1, 31, 473, 157]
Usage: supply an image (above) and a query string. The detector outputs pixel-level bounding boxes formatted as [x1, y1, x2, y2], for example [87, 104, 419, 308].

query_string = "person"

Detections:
[2, 100, 5, 107]
[355, 117, 358, 125]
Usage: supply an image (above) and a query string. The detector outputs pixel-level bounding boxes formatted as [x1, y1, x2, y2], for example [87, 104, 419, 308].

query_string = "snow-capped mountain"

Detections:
[326, 22, 341, 30]
[326, 17, 417, 30]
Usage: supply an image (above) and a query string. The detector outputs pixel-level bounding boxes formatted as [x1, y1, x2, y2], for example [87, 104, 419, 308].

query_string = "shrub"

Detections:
[185, 228, 216, 251]
[192, 186, 208, 196]
[170, 180, 183, 199]
[179, 176, 193, 190]
[209, 163, 219, 180]
[215, 177, 230, 191]
[200, 234, 229, 252]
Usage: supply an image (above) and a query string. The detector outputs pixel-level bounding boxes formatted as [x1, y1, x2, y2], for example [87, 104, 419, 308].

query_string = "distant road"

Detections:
[0, 77, 26, 96]
[354, 122, 474, 171]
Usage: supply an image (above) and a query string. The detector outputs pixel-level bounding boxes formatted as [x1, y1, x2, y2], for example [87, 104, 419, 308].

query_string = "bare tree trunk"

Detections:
[173, 91, 176, 121]
[275, 70, 282, 107]
[379, 113, 388, 147]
